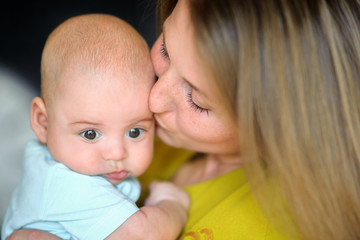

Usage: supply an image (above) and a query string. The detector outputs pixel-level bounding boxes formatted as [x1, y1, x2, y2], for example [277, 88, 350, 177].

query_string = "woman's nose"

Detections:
[149, 76, 174, 113]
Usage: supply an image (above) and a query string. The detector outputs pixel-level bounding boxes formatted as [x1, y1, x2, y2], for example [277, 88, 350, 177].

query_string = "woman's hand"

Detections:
[6, 229, 61, 240]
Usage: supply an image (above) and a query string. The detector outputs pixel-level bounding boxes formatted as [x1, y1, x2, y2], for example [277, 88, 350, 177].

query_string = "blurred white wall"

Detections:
[0, 66, 37, 230]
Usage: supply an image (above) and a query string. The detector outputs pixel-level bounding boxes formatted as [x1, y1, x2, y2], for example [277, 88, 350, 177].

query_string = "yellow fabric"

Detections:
[179, 168, 290, 240]
[139, 138, 292, 240]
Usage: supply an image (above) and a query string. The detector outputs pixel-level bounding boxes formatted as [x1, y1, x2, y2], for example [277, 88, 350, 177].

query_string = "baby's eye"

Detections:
[80, 130, 100, 141]
[127, 128, 144, 139]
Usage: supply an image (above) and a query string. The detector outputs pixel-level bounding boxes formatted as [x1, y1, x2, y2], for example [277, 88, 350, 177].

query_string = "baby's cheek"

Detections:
[139, 155, 153, 176]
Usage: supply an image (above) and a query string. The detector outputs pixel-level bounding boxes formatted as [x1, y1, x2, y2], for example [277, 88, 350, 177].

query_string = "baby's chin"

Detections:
[107, 178, 122, 186]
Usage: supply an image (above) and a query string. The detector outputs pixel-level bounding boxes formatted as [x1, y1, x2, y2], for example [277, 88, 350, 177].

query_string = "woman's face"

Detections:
[149, 0, 239, 155]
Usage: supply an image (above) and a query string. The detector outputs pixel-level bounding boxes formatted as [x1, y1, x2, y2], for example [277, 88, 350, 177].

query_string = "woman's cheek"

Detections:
[178, 111, 203, 136]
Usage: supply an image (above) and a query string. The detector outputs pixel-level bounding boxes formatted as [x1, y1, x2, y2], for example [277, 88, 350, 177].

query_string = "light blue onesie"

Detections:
[2, 140, 140, 240]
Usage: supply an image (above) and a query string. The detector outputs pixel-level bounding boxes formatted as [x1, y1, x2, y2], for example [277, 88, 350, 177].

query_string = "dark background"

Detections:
[0, 0, 158, 93]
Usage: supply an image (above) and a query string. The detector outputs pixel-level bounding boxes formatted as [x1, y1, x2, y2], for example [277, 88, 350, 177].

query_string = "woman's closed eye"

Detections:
[186, 89, 209, 115]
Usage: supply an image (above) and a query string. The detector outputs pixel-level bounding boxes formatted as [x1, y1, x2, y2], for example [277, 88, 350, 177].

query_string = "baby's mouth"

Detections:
[106, 171, 129, 181]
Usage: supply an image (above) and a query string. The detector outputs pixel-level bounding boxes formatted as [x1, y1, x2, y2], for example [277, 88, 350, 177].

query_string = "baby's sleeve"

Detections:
[115, 176, 141, 202]
[44, 167, 140, 240]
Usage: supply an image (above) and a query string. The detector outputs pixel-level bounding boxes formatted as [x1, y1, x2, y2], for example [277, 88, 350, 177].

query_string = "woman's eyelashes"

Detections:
[186, 90, 209, 115]
[160, 39, 169, 59]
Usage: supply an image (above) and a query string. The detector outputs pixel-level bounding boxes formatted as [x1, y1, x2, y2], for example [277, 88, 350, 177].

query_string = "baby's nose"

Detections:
[103, 140, 127, 161]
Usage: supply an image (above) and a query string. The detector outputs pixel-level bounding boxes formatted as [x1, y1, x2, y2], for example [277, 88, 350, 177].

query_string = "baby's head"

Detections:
[41, 13, 152, 107]
[31, 14, 155, 185]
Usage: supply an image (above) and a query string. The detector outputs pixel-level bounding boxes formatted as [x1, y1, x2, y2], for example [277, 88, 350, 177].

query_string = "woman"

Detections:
[148, 0, 360, 239]
[8, 0, 360, 239]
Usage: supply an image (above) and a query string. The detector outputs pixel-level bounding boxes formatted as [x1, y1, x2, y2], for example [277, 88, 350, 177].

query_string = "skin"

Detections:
[149, 0, 242, 185]
[32, 65, 155, 186]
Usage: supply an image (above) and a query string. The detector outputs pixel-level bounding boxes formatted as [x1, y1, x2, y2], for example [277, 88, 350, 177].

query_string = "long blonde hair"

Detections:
[158, 0, 360, 239]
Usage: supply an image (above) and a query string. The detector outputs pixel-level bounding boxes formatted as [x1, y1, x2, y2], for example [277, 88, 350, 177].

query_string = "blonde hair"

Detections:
[159, 0, 360, 239]
[41, 13, 150, 105]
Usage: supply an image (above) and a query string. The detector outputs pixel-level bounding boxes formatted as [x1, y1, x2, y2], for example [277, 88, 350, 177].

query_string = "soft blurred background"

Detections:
[0, 0, 156, 235]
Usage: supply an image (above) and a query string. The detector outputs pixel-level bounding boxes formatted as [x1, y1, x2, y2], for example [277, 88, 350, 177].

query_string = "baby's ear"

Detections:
[30, 97, 48, 144]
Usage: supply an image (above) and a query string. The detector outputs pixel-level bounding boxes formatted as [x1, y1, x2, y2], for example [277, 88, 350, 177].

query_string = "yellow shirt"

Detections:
[180, 168, 290, 240]
[139, 138, 292, 240]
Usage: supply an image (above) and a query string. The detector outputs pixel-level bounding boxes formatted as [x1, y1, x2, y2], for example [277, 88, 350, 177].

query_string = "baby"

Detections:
[2, 14, 188, 240]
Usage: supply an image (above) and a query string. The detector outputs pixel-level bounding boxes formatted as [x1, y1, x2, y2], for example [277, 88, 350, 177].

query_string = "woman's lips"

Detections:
[106, 171, 128, 180]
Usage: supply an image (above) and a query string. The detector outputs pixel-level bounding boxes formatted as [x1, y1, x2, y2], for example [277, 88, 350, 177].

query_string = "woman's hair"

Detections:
[158, 0, 360, 239]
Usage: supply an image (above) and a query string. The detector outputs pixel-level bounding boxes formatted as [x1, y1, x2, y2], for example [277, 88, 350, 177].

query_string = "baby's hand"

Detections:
[145, 181, 190, 211]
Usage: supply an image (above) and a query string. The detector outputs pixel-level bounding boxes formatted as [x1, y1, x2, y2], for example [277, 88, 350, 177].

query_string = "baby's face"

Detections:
[45, 64, 155, 185]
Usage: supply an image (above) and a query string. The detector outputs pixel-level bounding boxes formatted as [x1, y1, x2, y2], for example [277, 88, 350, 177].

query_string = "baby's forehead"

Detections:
[56, 66, 153, 110]
[57, 58, 151, 91]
